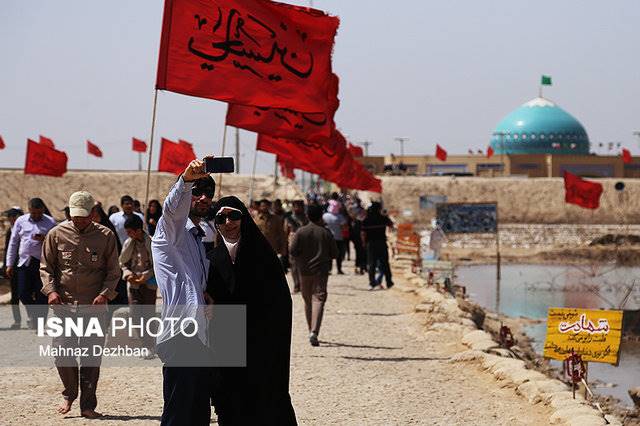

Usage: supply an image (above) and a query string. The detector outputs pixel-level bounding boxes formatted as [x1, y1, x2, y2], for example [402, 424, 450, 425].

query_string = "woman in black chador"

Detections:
[206, 196, 297, 425]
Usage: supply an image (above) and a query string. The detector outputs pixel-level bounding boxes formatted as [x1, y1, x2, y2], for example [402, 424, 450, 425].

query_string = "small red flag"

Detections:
[435, 144, 447, 161]
[39, 135, 55, 148]
[622, 148, 632, 164]
[156, 0, 339, 112]
[87, 140, 103, 158]
[25, 139, 67, 177]
[277, 156, 296, 180]
[487, 146, 494, 158]
[158, 138, 196, 175]
[132, 137, 147, 153]
[0, 135, 5, 150]
[563, 171, 603, 209]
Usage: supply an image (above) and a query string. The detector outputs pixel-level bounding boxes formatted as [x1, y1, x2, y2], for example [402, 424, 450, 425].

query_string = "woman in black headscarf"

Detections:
[206, 196, 297, 425]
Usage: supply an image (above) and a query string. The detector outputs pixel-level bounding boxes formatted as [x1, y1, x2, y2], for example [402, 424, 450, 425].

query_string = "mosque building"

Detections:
[359, 94, 637, 178]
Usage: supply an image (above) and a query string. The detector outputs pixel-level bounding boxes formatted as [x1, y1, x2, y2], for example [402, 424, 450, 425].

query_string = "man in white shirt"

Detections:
[109, 195, 145, 245]
[5, 198, 56, 327]
[152, 158, 215, 426]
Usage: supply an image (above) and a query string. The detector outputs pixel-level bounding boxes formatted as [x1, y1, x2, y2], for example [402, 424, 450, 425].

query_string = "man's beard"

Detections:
[190, 205, 209, 218]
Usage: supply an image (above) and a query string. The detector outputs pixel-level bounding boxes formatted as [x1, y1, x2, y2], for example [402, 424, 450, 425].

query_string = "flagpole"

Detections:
[249, 140, 258, 203]
[144, 89, 159, 210]
[138, 152, 142, 171]
[217, 125, 228, 198]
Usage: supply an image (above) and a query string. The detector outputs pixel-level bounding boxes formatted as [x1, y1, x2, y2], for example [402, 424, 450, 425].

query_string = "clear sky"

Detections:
[1, 0, 638, 174]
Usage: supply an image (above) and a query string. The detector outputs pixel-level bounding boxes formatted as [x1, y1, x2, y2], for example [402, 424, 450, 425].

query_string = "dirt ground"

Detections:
[0, 260, 554, 425]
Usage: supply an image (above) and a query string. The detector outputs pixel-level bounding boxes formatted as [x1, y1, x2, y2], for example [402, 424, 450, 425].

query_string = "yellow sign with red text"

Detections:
[543, 308, 623, 365]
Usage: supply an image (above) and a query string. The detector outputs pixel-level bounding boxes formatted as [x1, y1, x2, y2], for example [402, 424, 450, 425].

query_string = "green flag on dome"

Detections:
[541, 75, 552, 85]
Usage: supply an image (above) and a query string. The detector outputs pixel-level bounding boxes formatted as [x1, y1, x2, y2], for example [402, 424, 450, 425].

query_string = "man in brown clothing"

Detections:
[40, 191, 120, 419]
[289, 204, 338, 347]
[254, 199, 286, 256]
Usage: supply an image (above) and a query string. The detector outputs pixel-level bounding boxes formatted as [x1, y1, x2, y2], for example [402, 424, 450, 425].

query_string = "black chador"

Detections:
[207, 196, 297, 425]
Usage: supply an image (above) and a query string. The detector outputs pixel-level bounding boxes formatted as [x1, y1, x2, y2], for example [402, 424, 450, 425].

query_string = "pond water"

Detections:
[457, 264, 640, 406]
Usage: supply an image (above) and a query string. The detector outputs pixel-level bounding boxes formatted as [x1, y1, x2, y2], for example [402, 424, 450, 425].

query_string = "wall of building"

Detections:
[359, 154, 637, 178]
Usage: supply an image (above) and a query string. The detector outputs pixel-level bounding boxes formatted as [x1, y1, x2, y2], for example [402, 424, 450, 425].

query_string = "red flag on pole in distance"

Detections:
[277, 156, 296, 180]
[226, 73, 340, 141]
[156, 0, 339, 112]
[487, 146, 494, 158]
[25, 139, 67, 177]
[622, 148, 632, 164]
[0, 135, 5, 150]
[39, 135, 55, 148]
[563, 171, 603, 209]
[132, 137, 147, 153]
[435, 144, 447, 161]
[87, 140, 103, 158]
[158, 138, 196, 175]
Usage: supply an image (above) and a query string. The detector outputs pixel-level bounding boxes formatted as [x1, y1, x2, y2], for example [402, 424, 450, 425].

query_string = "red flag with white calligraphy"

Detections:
[132, 137, 147, 153]
[87, 140, 103, 158]
[226, 73, 339, 140]
[0, 135, 5, 150]
[622, 148, 632, 164]
[158, 138, 197, 175]
[156, 0, 339, 112]
[25, 139, 68, 177]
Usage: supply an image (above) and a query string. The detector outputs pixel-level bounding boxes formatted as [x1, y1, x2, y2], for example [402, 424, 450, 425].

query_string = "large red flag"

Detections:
[158, 138, 196, 175]
[87, 140, 103, 158]
[435, 144, 447, 161]
[622, 148, 632, 164]
[563, 171, 603, 209]
[25, 139, 67, 177]
[0, 135, 5, 150]
[156, 0, 339, 112]
[39, 135, 55, 148]
[132, 137, 147, 153]
[257, 134, 381, 192]
[226, 73, 339, 140]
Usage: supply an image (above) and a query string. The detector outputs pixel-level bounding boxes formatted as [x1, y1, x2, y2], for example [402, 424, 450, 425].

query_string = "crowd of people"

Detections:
[0, 160, 395, 424]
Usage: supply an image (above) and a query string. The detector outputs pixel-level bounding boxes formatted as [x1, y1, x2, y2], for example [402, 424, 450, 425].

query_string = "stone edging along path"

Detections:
[390, 255, 622, 426]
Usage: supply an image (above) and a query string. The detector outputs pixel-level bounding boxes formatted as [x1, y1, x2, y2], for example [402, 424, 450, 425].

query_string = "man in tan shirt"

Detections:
[40, 191, 120, 419]
[254, 199, 286, 256]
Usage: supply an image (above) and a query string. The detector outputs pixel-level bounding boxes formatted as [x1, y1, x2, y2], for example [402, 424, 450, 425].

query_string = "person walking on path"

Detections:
[285, 200, 309, 293]
[206, 196, 297, 425]
[109, 195, 145, 245]
[119, 214, 157, 356]
[3, 207, 24, 328]
[151, 159, 215, 426]
[322, 199, 347, 274]
[290, 204, 337, 347]
[6, 198, 56, 328]
[254, 199, 286, 257]
[40, 191, 120, 419]
[361, 202, 394, 289]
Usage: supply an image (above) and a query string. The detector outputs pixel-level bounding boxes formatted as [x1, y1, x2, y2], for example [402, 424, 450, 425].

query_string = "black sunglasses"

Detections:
[214, 210, 243, 224]
[192, 187, 215, 198]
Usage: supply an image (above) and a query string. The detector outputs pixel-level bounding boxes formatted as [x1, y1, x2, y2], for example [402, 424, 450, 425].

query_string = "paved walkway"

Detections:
[0, 260, 553, 425]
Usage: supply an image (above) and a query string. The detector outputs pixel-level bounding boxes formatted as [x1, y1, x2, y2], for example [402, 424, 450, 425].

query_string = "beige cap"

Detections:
[68, 191, 95, 217]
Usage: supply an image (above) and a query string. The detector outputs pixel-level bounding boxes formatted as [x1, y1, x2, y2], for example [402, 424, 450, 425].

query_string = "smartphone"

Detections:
[205, 157, 235, 173]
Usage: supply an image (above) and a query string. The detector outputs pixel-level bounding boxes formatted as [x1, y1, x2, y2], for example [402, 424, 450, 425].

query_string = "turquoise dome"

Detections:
[490, 97, 590, 155]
